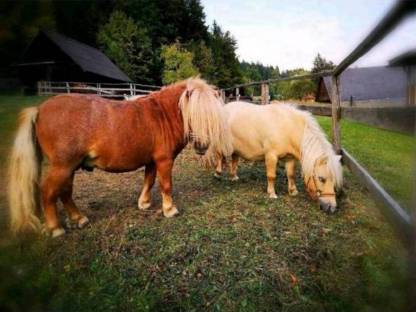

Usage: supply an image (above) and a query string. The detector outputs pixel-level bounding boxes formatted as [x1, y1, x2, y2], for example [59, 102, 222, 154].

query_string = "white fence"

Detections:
[37, 81, 161, 99]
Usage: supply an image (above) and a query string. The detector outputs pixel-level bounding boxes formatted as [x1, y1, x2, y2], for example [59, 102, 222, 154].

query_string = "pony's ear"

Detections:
[317, 156, 328, 165]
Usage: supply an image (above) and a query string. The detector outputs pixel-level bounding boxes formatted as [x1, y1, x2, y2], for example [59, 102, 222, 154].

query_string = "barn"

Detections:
[316, 66, 407, 106]
[389, 48, 416, 106]
[16, 30, 131, 93]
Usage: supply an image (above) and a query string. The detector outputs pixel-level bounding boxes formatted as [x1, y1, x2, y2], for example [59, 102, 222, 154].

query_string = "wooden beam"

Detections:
[331, 75, 342, 154]
[342, 148, 413, 244]
[333, 0, 416, 76]
[222, 71, 332, 91]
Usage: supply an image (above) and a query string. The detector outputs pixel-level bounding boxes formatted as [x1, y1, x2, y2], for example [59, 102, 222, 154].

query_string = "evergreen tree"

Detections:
[97, 10, 153, 83]
[0, 0, 56, 68]
[311, 53, 335, 74]
[187, 40, 215, 82]
[208, 22, 242, 88]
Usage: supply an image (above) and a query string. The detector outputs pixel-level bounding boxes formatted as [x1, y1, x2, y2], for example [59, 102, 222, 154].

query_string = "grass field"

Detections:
[317, 116, 415, 210]
[0, 96, 413, 311]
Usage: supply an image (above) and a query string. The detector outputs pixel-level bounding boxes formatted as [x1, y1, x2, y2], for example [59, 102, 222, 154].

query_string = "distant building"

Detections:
[316, 66, 407, 106]
[389, 48, 416, 106]
[16, 30, 131, 93]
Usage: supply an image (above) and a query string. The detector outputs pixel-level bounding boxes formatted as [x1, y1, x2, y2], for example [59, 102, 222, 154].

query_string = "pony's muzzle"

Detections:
[193, 141, 209, 155]
[319, 199, 337, 213]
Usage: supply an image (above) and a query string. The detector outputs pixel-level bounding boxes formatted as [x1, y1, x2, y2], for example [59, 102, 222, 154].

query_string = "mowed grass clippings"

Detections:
[0, 96, 411, 311]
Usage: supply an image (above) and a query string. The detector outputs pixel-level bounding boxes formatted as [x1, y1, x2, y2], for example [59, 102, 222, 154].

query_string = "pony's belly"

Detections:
[233, 144, 264, 161]
[94, 156, 150, 172]
[85, 146, 152, 173]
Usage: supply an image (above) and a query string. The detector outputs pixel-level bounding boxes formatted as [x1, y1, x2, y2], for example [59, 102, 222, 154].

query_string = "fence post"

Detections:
[66, 82, 70, 93]
[236, 87, 240, 101]
[261, 83, 269, 104]
[220, 90, 226, 103]
[130, 83, 133, 96]
[331, 75, 342, 154]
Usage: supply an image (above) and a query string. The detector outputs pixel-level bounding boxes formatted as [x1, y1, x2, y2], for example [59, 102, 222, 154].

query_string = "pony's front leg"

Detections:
[156, 159, 179, 218]
[229, 153, 239, 181]
[265, 153, 278, 199]
[214, 152, 224, 179]
[285, 159, 298, 196]
[138, 163, 156, 210]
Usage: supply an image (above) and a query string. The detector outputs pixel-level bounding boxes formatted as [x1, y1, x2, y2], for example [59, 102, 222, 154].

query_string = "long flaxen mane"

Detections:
[298, 106, 343, 189]
[178, 77, 232, 156]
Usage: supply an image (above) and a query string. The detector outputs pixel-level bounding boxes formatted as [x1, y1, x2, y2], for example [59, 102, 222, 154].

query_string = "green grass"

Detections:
[317, 116, 415, 209]
[0, 96, 412, 311]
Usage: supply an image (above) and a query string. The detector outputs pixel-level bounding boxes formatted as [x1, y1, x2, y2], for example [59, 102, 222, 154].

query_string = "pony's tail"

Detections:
[8, 107, 42, 234]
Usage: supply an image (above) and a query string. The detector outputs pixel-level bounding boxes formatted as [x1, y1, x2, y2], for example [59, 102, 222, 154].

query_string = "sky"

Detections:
[201, 0, 416, 71]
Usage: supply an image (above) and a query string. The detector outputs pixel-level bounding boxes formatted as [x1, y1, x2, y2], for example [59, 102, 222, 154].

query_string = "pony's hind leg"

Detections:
[229, 153, 239, 181]
[156, 159, 178, 218]
[42, 165, 74, 237]
[285, 159, 298, 196]
[265, 153, 278, 199]
[60, 173, 89, 229]
[138, 163, 156, 210]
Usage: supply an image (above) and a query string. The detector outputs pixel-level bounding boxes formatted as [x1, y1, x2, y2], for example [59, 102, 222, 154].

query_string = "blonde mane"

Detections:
[299, 109, 343, 188]
[179, 77, 232, 156]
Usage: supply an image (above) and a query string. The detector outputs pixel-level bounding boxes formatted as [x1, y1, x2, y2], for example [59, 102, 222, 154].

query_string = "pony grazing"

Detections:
[8, 78, 231, 237]
[213, 101, 343, 213]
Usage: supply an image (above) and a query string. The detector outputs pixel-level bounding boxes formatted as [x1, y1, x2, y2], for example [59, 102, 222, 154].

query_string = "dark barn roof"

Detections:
[320, 66, 406, 102]
[42, 31, 131, 82]
[389, 48, 416, 67]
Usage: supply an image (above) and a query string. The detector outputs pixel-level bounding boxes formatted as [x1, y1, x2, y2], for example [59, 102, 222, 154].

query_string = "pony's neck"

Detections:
[151, 83, 187, 137]
[299, 114, 333, 181]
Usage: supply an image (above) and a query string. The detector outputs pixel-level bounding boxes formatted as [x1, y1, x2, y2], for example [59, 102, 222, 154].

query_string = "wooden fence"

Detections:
[222, 1, 416, 297]
[37, 81, 161, 98]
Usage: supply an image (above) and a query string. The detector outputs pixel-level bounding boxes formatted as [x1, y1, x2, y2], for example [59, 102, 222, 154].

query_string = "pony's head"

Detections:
[301, 113, 343, 213]
[304, 154, 342, 213]
[179, 77, 232, 157]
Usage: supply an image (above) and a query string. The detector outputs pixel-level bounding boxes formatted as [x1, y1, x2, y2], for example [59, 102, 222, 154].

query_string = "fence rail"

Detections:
[37, 81, 161, 98]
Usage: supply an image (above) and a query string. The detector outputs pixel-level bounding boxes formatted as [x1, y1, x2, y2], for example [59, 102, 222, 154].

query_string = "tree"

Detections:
[208, 22, 242, 88]
[0, 0, 56, 68]
[97, 10, 153, 83]
[160, 42, 199, 84]
[187, 40, 215, 82]
[273, 68, 315, 100]
[312, 53, 335, 75]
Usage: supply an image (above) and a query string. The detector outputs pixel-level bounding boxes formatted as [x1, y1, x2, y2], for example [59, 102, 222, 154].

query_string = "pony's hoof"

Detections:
[65, 216, 89, 229]
[214, 172, 222, 179]
[77, 216, 89, 229]
[163, 206, 179, 218]
[230, 176, 239, 181]
[289, 189, 299, 196]
[51, 227, 66, 238]
[138, 201, 151, 210]
[268, 193, 278, 199]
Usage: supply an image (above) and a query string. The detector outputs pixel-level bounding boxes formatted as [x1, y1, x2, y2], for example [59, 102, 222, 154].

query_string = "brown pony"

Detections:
[8, 78, 231, 237]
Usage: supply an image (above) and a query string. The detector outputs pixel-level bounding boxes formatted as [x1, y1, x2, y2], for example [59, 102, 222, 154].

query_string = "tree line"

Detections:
[1, 0, 335, 97]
